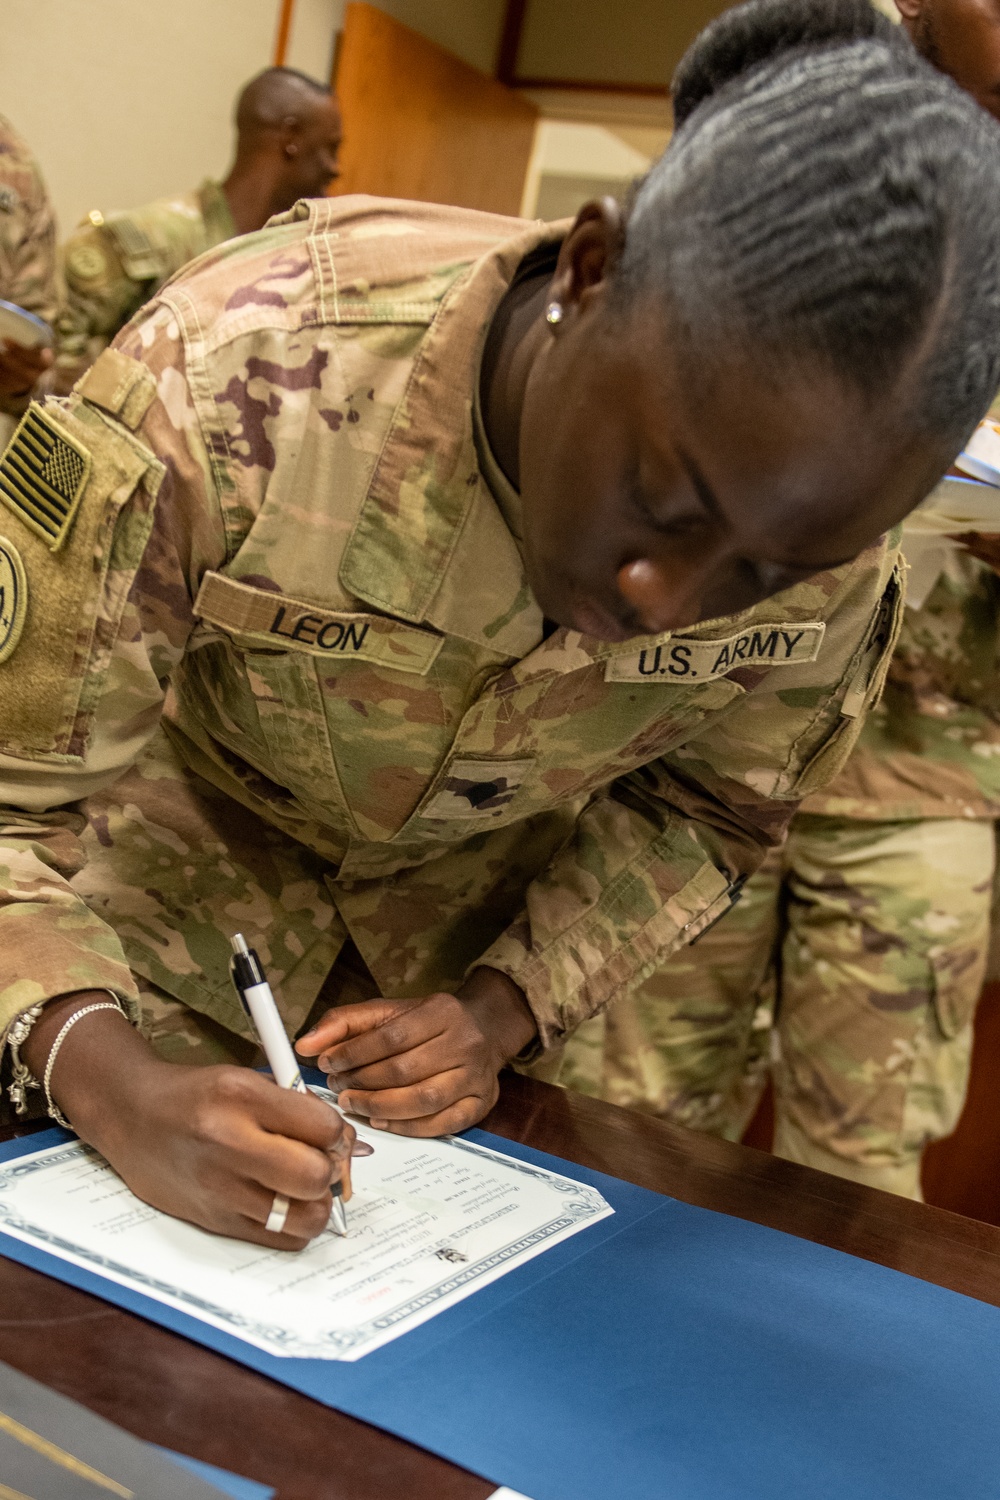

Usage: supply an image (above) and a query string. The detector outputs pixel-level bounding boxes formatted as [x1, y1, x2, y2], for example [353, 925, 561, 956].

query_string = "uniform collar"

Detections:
[472, 372, 523, 542]
[196, 179, 236, 244]
[339, 217, 566, 657]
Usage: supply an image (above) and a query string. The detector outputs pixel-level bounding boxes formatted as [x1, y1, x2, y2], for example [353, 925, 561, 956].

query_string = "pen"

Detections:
[229, 933, 348, 1236]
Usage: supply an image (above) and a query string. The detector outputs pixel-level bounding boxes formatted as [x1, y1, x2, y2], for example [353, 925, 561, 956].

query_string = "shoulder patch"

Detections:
[0, 400, 163, 762]
[604, 621, 826, 684]
[104, 214, 164, 280]
[67, 242, 110, 281]
[0, 535, 27, 664]
[0, 407, 91, 551]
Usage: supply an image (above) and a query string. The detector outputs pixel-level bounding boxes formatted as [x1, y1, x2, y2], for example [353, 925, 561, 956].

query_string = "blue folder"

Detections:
[1, 1123, 998, 1500]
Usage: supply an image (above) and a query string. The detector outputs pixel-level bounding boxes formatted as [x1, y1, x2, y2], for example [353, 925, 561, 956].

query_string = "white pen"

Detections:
[229, 933, 348, 1236]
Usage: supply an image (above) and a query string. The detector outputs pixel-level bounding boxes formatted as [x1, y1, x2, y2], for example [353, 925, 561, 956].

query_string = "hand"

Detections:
[951, 530, 1000, 573]
[295, 967, 538, 1137]
[22, 994, 354, 1249]
[0, 338, 53, 400]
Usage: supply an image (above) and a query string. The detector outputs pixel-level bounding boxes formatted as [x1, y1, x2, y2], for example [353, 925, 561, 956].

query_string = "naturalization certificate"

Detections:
[0, 1104, 612, 1360]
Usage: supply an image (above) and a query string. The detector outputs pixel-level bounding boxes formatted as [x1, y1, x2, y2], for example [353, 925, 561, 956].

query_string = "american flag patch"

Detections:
[0, 407, 91, 551]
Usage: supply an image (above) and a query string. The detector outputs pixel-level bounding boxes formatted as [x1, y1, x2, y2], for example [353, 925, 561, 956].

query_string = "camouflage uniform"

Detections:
[0, 196, 902, 1122]
[0, 115, 58, 420]
[53, 180, 235, 388]
[557, 540, 1000, 1199]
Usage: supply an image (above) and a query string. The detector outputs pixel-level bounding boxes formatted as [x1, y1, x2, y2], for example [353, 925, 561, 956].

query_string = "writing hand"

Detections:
[23, 995, 354, 1249]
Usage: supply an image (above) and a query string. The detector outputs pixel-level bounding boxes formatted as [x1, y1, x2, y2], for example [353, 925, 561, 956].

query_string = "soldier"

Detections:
[1, 0, 999, 1250]
[554, 0, 1000, 1202]
[53, 66, 342, 389]
[0, 115, 57, 420]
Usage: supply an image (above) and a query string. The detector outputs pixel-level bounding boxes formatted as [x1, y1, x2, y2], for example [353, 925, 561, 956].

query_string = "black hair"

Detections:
[613, 0, 1000, 453]
[235, 66, 333, 135]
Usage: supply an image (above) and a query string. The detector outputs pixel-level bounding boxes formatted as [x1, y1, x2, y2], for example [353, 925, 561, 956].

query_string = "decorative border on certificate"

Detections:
[0, 1135, 612, 1360]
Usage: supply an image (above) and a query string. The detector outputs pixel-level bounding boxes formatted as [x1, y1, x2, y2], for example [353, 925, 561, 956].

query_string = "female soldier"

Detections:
[2, 0, 1000, 1247]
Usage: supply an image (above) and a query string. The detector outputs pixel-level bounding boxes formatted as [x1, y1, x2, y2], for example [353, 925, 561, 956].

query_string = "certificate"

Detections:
[0, 1100, 611, 1361]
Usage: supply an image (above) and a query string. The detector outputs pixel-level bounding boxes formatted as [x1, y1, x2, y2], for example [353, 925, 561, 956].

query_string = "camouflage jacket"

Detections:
[803, 530, 1000, 821]
[0, 115, 58, 417]
[53, 179, 235, 381]
[0, 197, 903, 1063]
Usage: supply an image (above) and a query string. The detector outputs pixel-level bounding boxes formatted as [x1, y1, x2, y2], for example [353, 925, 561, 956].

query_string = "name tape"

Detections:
[194, 571, 444, 675]
[605, 621, 826, 684]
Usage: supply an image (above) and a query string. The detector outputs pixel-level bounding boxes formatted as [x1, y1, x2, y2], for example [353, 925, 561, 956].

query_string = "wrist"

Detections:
[20, 992, 152, 1142]
[459, 967, 538, 1065]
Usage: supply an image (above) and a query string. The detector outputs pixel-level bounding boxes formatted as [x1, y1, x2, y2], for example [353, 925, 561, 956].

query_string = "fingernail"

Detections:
[371, 1119, 387, 1131]
[351, 1140, 375, 1157]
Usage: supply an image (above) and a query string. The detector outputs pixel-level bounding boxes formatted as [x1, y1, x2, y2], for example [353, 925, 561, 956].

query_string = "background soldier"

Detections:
[53, 66, 342, 389]
[0, 115, 57, 425]
[553, 0, 1000, 1202]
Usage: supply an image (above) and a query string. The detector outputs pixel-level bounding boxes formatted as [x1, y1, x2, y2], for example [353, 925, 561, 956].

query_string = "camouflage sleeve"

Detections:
[0, 135, 58, 416]
[478, 551, 904, 1049]
[52, 222, 147, 390]
[0, 323, 226, 1066]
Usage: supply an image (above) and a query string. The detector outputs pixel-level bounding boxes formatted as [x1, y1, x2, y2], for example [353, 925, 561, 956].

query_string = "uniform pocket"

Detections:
[788, 566, 904, 798]
[243, 648, 354, 827]
[929, 946, 984, 1040]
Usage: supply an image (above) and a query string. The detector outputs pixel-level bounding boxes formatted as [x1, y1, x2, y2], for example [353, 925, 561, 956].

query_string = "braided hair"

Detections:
[613, 0, 1000, 452]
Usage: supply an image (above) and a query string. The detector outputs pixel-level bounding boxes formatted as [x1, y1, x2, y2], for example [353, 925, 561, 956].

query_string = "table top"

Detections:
[3, 1073, 1000, 1500]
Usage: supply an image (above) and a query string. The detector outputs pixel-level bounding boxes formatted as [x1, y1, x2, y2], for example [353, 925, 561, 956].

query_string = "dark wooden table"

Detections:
[3, 1073, 1000, 1500]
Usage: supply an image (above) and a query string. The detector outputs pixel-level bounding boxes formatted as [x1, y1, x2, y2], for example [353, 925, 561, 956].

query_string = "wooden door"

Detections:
[332, 3, 538, 217]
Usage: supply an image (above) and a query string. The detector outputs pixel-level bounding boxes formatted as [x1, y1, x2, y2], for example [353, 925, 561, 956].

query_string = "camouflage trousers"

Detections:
[549, 815, 995, 1199]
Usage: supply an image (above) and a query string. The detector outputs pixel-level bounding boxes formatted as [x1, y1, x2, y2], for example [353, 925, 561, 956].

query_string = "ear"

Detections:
[278, 112, 303, 160]
[548, 198, 626, 314]
[893, 0, 921, 27]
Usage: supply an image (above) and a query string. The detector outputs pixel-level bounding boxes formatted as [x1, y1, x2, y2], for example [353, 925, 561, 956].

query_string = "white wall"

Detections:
[521, 119, 663, 220]
[0, 0, 510, 239]
[286, 0, 345, 79]
[0, 0, 280, 235]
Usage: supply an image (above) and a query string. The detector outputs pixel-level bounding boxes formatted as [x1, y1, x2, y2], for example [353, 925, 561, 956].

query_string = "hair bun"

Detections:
[672, 0, 899, 128]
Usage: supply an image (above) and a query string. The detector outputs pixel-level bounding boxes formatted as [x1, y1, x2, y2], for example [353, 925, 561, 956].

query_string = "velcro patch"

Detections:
[420, 758, 534, 820]
[605, 621, 826, 684]
[0, 535, 27, 664]
[77, 347, 157, 430]
[0, 407, 91, 551]
[194, 571, 444, 675]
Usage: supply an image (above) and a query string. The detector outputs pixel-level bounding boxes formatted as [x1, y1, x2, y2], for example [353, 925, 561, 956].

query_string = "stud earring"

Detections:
[545, 301, 564, 326]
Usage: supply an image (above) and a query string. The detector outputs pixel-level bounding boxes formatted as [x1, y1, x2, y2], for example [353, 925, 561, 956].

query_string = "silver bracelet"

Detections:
[7, 1003, 45, 1116]
[42, 1000, 126, 1130]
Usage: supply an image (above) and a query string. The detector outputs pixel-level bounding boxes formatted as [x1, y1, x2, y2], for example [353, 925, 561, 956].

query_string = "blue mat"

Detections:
[1, 1123, 998, 1500]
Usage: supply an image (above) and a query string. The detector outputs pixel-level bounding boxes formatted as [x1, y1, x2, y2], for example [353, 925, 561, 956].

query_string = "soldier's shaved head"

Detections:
[895, 0, 1000, 119]
[222, 66, 343, 233]
[235, 67, 334, 141]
